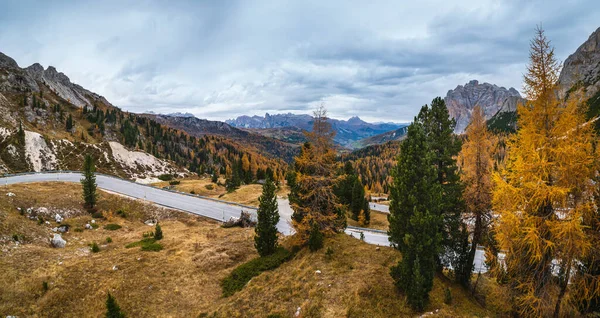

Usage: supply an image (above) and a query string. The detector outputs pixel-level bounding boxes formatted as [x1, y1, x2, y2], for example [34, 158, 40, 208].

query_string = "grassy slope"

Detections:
[1, 183, 495, 317]
[0, 182, 257, 317]
[210, 234, 491, 317]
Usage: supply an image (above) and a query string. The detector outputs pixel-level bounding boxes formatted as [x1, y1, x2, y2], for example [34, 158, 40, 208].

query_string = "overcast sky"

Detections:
[0, 0, 598, 122]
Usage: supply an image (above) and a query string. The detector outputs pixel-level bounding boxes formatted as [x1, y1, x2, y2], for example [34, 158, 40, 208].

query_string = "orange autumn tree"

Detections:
[457, 105, 494, 286]
[493, 26, 597, 317]
[290, 105, 345, 247]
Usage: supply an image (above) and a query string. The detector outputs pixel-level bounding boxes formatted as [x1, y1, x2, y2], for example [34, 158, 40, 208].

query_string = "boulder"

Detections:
[55, 213, 64, 223]
[51, 234, 66, 248]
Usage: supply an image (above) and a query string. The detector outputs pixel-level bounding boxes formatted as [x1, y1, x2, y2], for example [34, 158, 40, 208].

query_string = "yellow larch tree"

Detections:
[457, 105, 495, 286]
[493, 27, 597, 317]
[290, 105, 345, 245]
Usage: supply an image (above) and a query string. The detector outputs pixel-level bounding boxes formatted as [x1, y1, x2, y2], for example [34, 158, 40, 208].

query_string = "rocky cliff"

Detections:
[445, 80, 524, 133]
[558, 27, 600, 100]
[0, 52, 109, 108]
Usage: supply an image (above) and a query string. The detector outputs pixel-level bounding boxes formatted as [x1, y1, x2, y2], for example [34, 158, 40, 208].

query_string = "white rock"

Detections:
[315, 270, 322, 274]
[85, 224, 92, 230]
[55, 214, 63, 223]
[52, 227, 58, 232]
[6, 192, 15, 197]
[45, 221, 51, 225]
[112, 265, 119, 271]
[144, 219, 156, 226]
[37, 207, 48, 215]
[91, 219, 95, 224]
[51, 234, 66, 248]
[295, 307, 301, 317]
[26, 208, 33, 214]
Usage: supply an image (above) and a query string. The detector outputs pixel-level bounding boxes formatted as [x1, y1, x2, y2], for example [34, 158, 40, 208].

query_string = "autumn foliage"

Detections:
[492, 27, 598, 317]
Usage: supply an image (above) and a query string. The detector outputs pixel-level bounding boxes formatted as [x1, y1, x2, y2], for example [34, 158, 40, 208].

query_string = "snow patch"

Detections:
[24, 130, 57, 172]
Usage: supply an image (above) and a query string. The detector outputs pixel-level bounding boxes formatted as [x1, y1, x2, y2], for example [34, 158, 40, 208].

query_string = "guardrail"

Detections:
[1, 170, 258, 211]
[346, 225, 388, 234]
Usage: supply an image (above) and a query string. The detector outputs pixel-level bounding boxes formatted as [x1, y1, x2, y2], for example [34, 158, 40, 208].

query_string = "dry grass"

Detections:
[347, 210, 389, 231]
[0, 182, 257, 317]
[0, 182, 495, 317]
[209, 234, 492, 318]
[153, 178, 290, 207]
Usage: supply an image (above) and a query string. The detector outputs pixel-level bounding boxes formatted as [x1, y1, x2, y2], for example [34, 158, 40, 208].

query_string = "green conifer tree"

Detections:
[106, 293, 126, 318]
[388, 121, 442, 310]
[81, 154, 98, 210]
[254, 177, 280, 257]
[154, 223, 163, 240]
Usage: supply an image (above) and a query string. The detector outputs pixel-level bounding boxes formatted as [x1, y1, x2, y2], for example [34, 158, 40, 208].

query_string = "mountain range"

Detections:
[226, 113, 407, 148]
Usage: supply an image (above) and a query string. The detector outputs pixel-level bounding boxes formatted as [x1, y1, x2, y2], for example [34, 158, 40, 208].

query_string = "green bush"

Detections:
[106, 237, 112, 243]
[125, 237, 156, 248]
[308, 223, 324, 252]
[42, 281, 48, 292]
[37, 216, 44, 225]
[325, 246, 334, 260]
[74, 228, 83, 232]
[92, 211, 104, 219]
[91, 223, 99, 229]
[190, 190, 196, 194]
[141, 242, 163, 251]
[104, 224, 122, 231]
[444, 287, 453, 305]
[205, 184, 214, 190]
[158, 174, 173, 181]
[91, 242, 100, 253]
[221, 247, 293, 297]
[169, 180, 180, 185]
[116, 209, 127, 218]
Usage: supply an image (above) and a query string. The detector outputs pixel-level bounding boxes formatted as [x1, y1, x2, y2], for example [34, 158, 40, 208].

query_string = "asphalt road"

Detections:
[370, 202, 390, 213]
[2, 172, 292, 235]
[2, 172, 488, 272]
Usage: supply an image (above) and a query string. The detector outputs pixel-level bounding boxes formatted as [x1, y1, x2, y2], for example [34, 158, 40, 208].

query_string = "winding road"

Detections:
[2, 172, 488, 272]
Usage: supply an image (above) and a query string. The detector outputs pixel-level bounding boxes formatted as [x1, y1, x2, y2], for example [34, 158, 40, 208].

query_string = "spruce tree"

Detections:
[350, 177, 364, 221]
[106, 293, 126, 318]
[154, 223, 163, 240]
[81, 154, 97, 210]
[254, 177, 280, 257]
[66, 114, 73, 131]
[417, 98, 465, 272]
[388, 121, 442, 310]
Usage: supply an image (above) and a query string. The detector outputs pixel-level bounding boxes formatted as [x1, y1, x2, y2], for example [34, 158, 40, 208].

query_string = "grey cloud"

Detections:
[0, 0, 598, 122]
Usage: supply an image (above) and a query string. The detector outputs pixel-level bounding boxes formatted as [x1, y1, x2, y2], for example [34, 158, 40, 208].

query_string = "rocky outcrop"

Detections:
[445, 80, 524, 133]
[0, 51, 113, 108]
[51, 234, 66, 248]
[558, 27, 600, 100]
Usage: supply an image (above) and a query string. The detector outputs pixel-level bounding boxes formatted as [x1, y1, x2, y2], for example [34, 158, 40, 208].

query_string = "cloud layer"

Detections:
[0, 0, 597, 122]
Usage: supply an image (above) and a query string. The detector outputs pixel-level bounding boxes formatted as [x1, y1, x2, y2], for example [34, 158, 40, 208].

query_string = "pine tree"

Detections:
[65, 114, 73, 131]
[17, 121, 25, 145]
[81, 154, 97, 210]
[254, 177, 280, 257]
[307, 221, 324, 251]
[456, 105, 494, 286]
[154, 223, 163, 240]
[291, 105, 344, 246]
[350, 177, 364, 221]
[106, 293, 126, 318]
[417, 97, 465, 272]
[388, 121, 442, 310]
[493, 26, 597, 317]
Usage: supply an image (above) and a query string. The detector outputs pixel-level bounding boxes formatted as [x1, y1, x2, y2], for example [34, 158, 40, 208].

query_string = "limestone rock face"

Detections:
[558, 27, 600, 100]
[444, 80, 524, 133]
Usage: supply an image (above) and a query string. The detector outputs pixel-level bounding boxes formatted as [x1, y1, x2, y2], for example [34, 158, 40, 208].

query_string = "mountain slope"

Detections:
[445, 80, 525, 133]
[227, 113, 404, 148]
[0, 52, 287, 180]
[142, 114, 300, 162]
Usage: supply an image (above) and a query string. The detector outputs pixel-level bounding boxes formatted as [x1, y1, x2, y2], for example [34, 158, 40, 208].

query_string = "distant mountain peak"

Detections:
[166, 112, 195, 118]
[445, 80, 524, 133]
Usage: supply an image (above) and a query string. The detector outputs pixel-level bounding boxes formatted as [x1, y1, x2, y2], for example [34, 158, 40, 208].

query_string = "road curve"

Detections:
[1, 172, 293, 235]
[2, 172, 488, 272]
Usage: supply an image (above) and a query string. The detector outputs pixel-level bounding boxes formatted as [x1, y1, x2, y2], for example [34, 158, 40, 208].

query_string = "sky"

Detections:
[0, 0, 598, 123]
